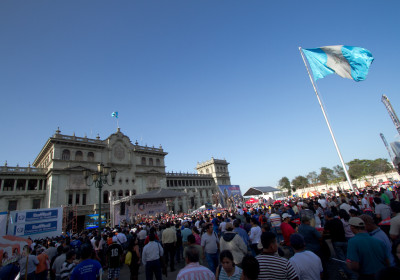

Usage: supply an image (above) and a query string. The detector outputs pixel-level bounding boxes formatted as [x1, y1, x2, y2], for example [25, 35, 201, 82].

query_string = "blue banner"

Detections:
[15, 221, 58, 236]
[16, 209, 58, 223]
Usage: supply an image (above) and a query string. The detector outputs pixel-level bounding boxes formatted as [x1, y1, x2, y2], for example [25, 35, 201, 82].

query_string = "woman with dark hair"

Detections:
[216, 250, 242, 280]
[125, 235, 140, 280]
[349, 200, 361, 213]
[241, 255, 259, 280]
[338, 209, 354, 240]
[192, 226, 201, 245]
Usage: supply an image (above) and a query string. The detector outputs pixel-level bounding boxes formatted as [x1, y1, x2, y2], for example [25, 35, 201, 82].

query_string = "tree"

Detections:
[371, 158, 393, 174]
[291, 176, 309, 190]
[278, 177, 292, 195]
[347, 159, 370, 179]
[332, 165, 346, 181]
[306, 171, 318, 185]
[318, 167, 334, 184]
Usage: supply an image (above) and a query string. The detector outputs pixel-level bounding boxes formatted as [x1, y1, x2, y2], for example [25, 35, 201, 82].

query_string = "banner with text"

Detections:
[8, 207, 63, 239]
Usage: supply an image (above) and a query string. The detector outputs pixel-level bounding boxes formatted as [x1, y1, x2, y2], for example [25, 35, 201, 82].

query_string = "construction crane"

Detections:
[380, 133, 395, 168]
[381, 94, 400, 135]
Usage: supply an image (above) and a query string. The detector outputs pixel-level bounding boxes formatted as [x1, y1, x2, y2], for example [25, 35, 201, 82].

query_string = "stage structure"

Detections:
[111, 188, 187, 226]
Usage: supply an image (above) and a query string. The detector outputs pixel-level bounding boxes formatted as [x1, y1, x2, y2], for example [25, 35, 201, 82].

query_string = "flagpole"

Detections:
[299, 47, 355, 192]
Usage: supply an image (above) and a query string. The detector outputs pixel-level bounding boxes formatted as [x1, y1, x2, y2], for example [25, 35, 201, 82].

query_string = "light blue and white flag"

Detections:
[111, 111, 118, 118]
[302, 46, 374, 82]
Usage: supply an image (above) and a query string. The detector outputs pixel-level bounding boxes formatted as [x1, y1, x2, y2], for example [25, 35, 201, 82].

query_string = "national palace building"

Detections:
[0, 128, 231, 226]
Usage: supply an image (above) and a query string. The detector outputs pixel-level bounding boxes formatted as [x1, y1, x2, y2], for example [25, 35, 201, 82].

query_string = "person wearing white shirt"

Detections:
[340, 199, 351, 214]
[249, 217, 262, 256]
[289, 234, 322, 280]
[318, 197, 328, 209]
[361, 194, 370, 210]
[142, 233, 163, 280]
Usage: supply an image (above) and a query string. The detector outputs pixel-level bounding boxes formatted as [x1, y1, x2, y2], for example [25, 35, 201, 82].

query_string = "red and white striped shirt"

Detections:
[176, 262, 215, 280]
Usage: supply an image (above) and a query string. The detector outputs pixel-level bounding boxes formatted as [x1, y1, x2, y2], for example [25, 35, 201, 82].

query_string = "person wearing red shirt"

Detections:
[280, 213, 295, 246]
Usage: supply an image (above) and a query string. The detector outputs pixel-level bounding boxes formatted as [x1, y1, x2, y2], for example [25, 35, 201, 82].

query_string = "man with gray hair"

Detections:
[177, 246, 215, 280]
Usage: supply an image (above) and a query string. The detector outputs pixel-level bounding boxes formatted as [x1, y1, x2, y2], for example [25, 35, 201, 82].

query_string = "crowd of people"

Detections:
[1, 184, 400, 280]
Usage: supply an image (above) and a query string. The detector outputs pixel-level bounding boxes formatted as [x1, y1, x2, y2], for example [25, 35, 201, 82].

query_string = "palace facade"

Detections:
[0, 128, 231, 225]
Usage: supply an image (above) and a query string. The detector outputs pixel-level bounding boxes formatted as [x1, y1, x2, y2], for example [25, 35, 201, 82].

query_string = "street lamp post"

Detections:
[83, 163, 117, 234]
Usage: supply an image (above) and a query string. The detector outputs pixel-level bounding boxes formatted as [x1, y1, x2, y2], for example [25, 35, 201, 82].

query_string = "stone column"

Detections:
[202, 189, 207, 202]
[13, 179, 18, 192]
[196, 191, 201, 207]
[174, 198, 179, 214]
[0, 180, 4, 192]
[182, 196, 188, 213]
[37, 179, 40, 192]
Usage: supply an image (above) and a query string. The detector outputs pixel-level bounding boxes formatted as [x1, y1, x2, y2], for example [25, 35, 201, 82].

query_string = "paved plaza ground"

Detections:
[101, 241, 345, 280]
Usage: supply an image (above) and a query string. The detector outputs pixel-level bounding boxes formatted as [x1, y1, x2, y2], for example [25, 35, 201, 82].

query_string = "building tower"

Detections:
[196, 158, 231, 187]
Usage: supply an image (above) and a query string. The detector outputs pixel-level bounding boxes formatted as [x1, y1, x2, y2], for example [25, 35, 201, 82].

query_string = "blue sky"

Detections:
[1, 0, 400, 194]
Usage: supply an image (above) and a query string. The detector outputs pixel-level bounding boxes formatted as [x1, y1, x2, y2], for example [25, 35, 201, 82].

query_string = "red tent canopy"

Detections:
[246, 198, 259, 204]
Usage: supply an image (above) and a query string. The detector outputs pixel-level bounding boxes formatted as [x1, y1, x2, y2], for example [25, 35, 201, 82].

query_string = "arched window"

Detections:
[156, 159, 161, 166]
[87, 152, 94, 162]
[62, 150, 70, 160]
[103, 191, 109, 203]
[141, 157, 146, 165]
[118, 190, 123, 197]
[132, 189, 136, 195]
[75, 151, 83, 161]
[125, 190, 130, 196]
[149, 158, 154, 166]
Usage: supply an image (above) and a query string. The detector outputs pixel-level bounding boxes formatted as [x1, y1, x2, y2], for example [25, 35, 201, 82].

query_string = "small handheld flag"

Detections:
[302, 45, 374, 82]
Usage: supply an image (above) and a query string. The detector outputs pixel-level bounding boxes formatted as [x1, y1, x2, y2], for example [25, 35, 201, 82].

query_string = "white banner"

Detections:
[134, 201, 167, 215]
[0, 212, 7, 236]
[8, 207, 63, 239]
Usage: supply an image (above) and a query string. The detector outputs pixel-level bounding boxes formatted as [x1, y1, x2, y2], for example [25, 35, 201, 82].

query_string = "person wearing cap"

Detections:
[289, 233, 323, 280]
[219, 222, 247, 266]
[280, 213, 295, 247]
[269, 210, 283, 243]
[346, 217, 390, 278]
